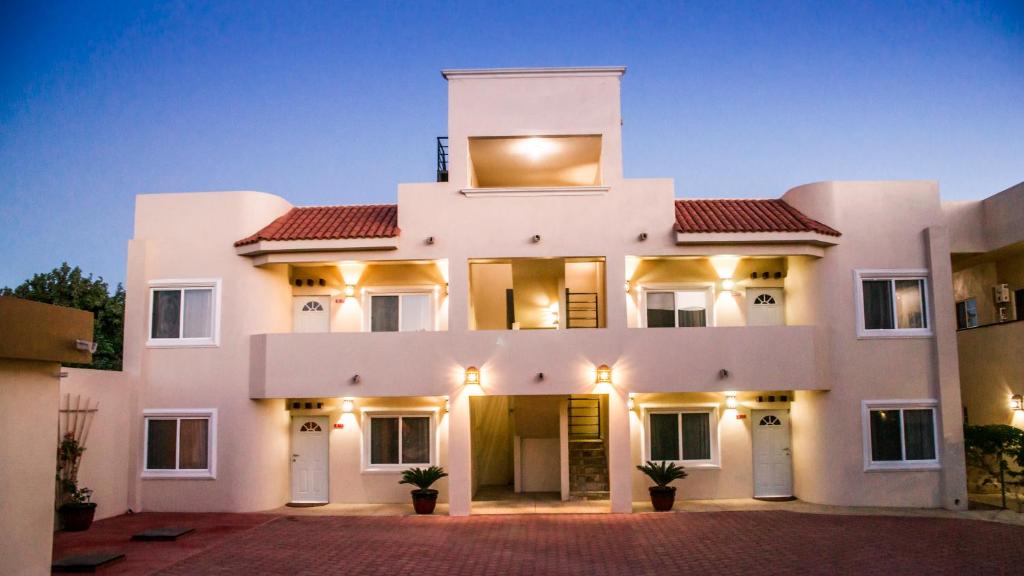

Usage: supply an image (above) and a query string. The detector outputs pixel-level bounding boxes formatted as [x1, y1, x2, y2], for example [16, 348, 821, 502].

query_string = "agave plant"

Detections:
[399, 466, 449, 492]
[636, 460, 688, 488]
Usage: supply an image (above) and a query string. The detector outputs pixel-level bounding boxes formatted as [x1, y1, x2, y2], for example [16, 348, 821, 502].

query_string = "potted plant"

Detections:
[58, 484, 97, 531]
[56, 433, 97, 530]
[637, 460, 688, 511]
[399, 465, 448, 514]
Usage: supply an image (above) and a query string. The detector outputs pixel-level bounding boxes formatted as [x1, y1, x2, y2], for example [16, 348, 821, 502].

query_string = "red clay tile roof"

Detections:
[674, 199, 840, 236]
[235, 204, 399, 246]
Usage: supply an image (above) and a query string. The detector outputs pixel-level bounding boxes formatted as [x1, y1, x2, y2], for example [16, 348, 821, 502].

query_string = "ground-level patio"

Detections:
[53, 501, 1024, 575]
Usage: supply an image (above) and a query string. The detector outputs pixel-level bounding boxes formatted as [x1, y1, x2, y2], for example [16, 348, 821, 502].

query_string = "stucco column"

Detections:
[607, 385, 633, 513]
[604, 254, 627, 330]
[448, 257, 469, 333]
[925, 226, 969, 511]
[447, 387, 473, 516]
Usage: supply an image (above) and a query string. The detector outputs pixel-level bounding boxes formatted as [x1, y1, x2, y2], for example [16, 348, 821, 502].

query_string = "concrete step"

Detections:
[569, 491, 610, 501]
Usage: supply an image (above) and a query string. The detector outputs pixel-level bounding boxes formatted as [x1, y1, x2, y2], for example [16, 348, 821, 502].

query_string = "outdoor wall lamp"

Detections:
[627, 397, 636, 411]
[464, 366, 480, 386]
[625, 281, 631, 293]
[595, 364, 613, 385]
[444, 398, 450, 413]
[1011, 394, 1023, 412]
[341, 399, 354, 413]
[721, 278, 736, 291]
[725, 395, 738, 409]
[343, 284, 356, 298]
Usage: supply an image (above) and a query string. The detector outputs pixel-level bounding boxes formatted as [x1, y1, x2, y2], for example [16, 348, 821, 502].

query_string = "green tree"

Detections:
[2, 263, 124, 370]
[964, 424, 1024, 509]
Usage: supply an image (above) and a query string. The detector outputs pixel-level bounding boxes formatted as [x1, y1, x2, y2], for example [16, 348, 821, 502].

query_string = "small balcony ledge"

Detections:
[460, 186, 609, 198]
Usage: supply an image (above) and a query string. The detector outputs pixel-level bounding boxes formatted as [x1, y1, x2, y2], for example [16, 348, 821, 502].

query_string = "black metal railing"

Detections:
[436, 136, 449, 182]
[566, 289, 599, 329]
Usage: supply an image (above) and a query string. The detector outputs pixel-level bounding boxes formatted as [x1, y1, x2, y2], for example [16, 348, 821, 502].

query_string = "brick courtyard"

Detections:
[54, 511, 1024, 575]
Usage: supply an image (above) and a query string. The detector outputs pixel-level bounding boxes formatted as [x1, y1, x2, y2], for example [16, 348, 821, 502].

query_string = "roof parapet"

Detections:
[442, 66, 626, 80]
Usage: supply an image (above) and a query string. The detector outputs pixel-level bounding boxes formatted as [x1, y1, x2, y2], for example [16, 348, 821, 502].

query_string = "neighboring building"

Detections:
[0, 297, 93, 575]
[946, 182, 1024, 430]
[109, 66, 1019, 518]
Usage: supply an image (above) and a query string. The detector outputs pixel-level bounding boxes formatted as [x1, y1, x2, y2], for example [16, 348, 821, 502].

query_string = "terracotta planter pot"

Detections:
[649, 486, 676, 512]
[411, 489, 439, 514]
[59, 503, 97, 531]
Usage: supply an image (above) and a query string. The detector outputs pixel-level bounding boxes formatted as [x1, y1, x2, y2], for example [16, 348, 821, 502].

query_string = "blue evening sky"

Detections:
[1, 1, 1022, 288]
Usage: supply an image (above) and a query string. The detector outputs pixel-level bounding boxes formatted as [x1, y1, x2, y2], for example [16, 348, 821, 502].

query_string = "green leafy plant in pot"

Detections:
[57, 434, 97, 530]
[637, 460, 688, 511]
[399, 466, 448, 514]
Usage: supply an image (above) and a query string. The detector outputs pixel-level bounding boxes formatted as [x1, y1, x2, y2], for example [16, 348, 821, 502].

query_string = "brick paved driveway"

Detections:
[149, 511, 1023, 575]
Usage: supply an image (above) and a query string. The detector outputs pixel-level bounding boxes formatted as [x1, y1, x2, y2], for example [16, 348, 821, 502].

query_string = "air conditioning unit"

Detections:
[993, 283, 1011, 304]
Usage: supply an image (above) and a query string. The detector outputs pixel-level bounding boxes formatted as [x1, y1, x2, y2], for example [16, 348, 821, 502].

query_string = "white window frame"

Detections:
[861, 399, 940, 472]
[142, 408, 217, 479]
[361, 286, 438, 332]
[853, 269, 932, 338]
[147, 278, 221, 347]
[638, 283, 717, 328]
[360, 408, 438, 473]
[639, 403, 720, 469]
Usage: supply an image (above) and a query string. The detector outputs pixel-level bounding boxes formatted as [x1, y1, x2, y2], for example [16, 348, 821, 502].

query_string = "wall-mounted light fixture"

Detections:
[627, 397, 636, 411]
[625, 281, 631, 293]
[1011, 394, 1023, 412]
[464, 366, 480, 386]
[342, 399, 354, 413]
[595, 364, 613, 386]
[444, 398, 450, 413]
[351, 374, 361, 384]
[725, 395, 738, 409]
[721, 278, 736, 291]
[343, 284, 356, 298]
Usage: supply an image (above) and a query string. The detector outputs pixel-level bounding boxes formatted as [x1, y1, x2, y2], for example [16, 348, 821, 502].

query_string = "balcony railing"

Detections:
[249, 326, 822, 399]
[436, 136, 449, 182]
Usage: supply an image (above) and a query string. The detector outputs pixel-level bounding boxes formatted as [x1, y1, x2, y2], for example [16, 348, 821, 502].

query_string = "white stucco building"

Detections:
[74, 66, 1024, 518]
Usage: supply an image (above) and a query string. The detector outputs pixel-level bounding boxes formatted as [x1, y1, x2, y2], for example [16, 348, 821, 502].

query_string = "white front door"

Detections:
[290, 416, 329, 503]
[293, 296, 330, 333]
[746, 288, 785, 326]
[752, 410, 793, 498]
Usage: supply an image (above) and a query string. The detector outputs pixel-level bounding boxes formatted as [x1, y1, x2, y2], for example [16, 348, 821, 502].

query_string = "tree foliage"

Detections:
[2, 262, 124, 370]
[964, 424, 1024, 509]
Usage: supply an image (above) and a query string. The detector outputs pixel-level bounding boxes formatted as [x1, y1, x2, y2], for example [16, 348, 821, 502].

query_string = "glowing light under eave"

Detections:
[709, 255, 741, 279]
[513, 137, 558, 160]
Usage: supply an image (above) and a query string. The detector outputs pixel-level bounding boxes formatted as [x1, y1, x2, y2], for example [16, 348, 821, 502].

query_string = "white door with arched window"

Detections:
[746, 288, 784, 326]
[290, 416, 329, 503]
[752, 410, 793, 498]
[293, 296, 330, 333]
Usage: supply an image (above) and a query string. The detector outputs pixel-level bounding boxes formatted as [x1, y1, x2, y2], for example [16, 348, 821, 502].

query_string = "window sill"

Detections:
[864, 462, 941, 472]
[142, 470, 216, 480]
[362, 465, 435, 475]
[856, 330, 933, 340]
[146, 339, 219, 348]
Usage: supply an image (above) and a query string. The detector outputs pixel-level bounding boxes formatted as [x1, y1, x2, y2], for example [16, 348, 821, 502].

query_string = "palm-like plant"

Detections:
[399, 466, 449, 492]
[636, 460, 688, 488]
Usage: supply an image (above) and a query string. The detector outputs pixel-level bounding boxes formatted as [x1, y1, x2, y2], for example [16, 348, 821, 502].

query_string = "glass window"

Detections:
[647, 410, 714, 464]
[649, 413, 680, 460]
[144, 413, 213, 475]
[646, 292, 676, 328]
[646, 290, 710, 328]
[150, 285, 216, 343]
[370, 417, 399, 464]
[371, 296, 399, 332]
[862, 280, 894, 330]
[866, 405, 937, 467]
[858, 273, 929, 335]
[369, 415, 432, 466]
[370, 293, 432, 332]
[955, 299, 978, 330]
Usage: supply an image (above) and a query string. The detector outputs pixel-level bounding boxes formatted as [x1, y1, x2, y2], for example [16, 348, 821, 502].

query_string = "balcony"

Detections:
[249, 325, 823, 399]
[469, 257, 605, 330]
